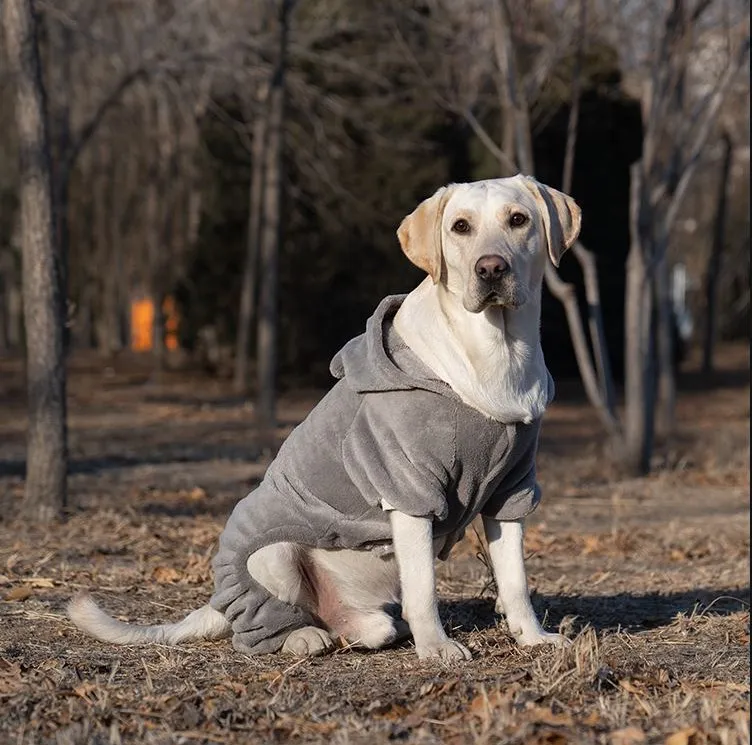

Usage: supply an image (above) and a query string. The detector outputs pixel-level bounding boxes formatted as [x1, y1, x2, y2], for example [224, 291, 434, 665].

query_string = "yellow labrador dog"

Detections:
[69, 175, 580, 661]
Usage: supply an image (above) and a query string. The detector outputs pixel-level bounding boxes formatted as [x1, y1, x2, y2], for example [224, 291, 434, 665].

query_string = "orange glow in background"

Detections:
[129, 296, 180, 351]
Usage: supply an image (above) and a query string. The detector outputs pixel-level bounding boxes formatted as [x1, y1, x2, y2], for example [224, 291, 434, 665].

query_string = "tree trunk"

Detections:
[0, 263, 8, 355]
[655, 250, 675, 435]
[7, 255, 23, 349]
[145, 173, 165, 375]
[257, 0, 295, 442]
[46, 15, 72, 353]
[4, 0, 68, 521]
[560, 0, 617, 420]
[234, 89, 269, 395]
[702, 133, 733, 374]
[0, 249, 16, 354]
[94, 142, 122, 355]
[624, 164, 655, 476]
[491, 0, 534, 174]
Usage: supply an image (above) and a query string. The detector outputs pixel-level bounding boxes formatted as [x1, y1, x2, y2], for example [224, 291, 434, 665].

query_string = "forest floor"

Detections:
[0, 343, 748, 745]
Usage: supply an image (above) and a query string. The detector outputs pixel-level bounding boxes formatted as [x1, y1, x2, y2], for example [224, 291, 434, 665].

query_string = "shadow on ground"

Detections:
[442, 587, 750, 634]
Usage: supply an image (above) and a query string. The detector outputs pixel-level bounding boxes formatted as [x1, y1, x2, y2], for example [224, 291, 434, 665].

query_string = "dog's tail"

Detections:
[67, 593, 232, 646]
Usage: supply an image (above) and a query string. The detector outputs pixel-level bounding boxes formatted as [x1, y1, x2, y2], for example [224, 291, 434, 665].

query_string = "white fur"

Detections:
[68, 176, 578, 660]
[390, 511, 471, 660]
[394, 280, 549, 423]
[482, 516, 569, 647]
[246, 542, 307, 605]
[67, 594, 230, 646]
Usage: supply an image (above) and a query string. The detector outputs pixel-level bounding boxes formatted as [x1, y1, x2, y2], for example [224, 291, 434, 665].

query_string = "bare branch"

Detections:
[462, 108, 518, 174]
[661, 35, 749, 239]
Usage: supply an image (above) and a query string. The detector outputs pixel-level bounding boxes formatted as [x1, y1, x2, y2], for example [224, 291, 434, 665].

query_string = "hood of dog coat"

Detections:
[329, 295, 455, 397]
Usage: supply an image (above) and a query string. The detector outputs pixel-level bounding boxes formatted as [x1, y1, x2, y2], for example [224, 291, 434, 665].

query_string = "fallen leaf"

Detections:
[152, 566, 181, 583]
[611, 727, 646, 745]
[665, 728, 697, 745]
[4, 586, 33, 602]
[581, 711, 602, 727]
[619, 679, 643, 695]
[533, 731, 571, 745]
[582, 535, 604, 555]
[218, 679, 251, 694]
[21, 577, 55, 588]
[469, 689, 506, 717]
[0, 658, 24, 695]
[526, 704, 575, 727]
[371, 702, 410, 720]
[73, 682, 98, 704]
[258, 671, 283, 683]
[187, 487, 207, 502]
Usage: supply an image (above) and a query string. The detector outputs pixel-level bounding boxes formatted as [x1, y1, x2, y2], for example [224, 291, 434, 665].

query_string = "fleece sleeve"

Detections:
[342, 390, 455, 520]
[481, 423, 542, 521]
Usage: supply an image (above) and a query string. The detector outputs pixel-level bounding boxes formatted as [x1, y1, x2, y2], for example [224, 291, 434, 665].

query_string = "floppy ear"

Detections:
[521, 176, 581, 267]
[397, 185, 454, 283]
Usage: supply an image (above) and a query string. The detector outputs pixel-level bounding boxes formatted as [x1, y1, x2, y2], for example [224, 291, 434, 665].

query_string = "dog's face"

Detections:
[397, 175, 581, 313]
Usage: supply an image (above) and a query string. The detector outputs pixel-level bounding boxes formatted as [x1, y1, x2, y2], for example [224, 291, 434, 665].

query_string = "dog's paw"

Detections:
[282, 626, 334, 657]
[517, 630, 570, 648]
[415, 639, 472, 661]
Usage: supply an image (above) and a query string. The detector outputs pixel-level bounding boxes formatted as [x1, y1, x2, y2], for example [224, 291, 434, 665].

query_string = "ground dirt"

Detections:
[0, 344, 749, 745]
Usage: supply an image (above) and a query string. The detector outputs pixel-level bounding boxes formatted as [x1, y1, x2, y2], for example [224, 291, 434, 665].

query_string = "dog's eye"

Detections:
[451, 219, 471, 234]
[509, 212, 528, 228]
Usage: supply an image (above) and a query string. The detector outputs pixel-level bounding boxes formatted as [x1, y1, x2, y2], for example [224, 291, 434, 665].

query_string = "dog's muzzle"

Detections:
[474, 255, 509, 283]
[465, 254, 522, 311]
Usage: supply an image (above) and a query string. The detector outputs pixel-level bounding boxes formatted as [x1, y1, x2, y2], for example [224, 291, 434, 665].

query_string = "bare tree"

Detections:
[702, 131, 733, 373]
[233, 91, 268, 395]
[3, 0, 68, 522]
[256, 0, 296, 443]
[624, 0, 749, 473]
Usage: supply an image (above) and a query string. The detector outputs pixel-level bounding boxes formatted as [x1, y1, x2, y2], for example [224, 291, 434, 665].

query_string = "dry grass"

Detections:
[0, 344, 749, 744]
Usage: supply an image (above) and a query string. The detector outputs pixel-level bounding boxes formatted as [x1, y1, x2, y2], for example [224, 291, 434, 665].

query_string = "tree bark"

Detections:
[0, 259, 8, 355]
[234, 89, 269, 395]
[4, 0, 68, 521]
[46, 15, 72, 350]
[655, 249, 675, 435]
[702, 133, 733, 374]
[257, 0, 295, 442]
[491, 0, 534, 174]
[624, 164, 655, 476]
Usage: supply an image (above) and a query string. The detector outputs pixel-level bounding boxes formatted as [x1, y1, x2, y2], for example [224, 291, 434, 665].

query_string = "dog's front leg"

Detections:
[482, 517, 569, 647]
[390, 511, 471, 661]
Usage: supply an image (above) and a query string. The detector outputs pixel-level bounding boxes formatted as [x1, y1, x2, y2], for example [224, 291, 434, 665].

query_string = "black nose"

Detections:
[474, 255, 508, 281]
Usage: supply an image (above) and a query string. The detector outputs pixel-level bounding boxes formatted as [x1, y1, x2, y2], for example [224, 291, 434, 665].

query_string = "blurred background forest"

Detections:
[0, 0, 747, 379]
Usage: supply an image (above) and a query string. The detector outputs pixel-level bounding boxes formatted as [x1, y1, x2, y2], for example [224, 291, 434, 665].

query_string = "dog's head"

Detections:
[397, 175, 581, 313]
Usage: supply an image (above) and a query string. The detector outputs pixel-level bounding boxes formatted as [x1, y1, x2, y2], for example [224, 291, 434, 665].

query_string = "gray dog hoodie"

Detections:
[210, 294, 553, 655]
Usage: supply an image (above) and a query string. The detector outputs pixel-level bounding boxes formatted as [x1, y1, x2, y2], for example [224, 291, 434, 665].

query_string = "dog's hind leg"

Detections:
[307, 547, 405, 649]
[245, 542, 335, 657]
[246, 543, 405, 653]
